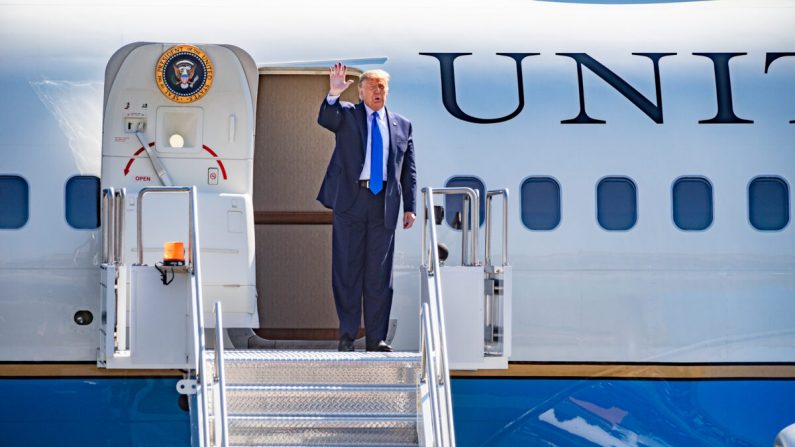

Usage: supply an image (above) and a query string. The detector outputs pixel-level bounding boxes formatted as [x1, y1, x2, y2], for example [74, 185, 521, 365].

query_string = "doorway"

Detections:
[253, 68, 362, 340]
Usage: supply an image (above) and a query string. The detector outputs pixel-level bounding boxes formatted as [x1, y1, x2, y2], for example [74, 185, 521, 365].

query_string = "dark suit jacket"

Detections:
[317, 99, 416, 230]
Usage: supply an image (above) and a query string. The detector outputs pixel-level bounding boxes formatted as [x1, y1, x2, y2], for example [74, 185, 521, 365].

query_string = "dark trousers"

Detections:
[332, 187, 395, 344]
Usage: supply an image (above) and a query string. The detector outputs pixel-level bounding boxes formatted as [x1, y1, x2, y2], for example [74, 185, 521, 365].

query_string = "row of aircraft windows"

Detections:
[0, 174, 790, 232]
[0, 175, 99, 230]
[445, 175, 791, 232]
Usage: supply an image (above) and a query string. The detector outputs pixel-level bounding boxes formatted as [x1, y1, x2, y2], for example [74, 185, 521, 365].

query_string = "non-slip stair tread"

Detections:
[213, 349, 421, 363]
[231, 444, 417, 447]
[212, 352, 421, 386]
[226, 384, 416, 391]
[228, 415, 417, 423]
[227, 416, 419, 446]
[221, 386, 417, 416]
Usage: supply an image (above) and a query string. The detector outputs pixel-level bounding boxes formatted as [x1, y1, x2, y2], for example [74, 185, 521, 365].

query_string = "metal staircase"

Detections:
[206, 350, 421, 446]
[98, 184, 463, 447]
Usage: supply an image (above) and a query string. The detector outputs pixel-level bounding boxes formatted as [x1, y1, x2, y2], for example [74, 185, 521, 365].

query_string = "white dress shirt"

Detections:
[327, 95, 389, 180]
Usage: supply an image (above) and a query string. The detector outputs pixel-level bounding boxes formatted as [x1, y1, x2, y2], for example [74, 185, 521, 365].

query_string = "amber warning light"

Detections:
[163, 241, 185, 266]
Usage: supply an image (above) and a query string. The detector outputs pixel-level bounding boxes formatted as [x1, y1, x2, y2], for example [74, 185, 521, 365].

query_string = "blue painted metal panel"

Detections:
[452, 378, 795, 447]
[0, 378, 190, 447]
[3, 376, 793, 446]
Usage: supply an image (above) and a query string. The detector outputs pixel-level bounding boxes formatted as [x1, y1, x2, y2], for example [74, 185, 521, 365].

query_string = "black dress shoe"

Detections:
[338, 335, 354, 352]
[366, 341, 392, 352]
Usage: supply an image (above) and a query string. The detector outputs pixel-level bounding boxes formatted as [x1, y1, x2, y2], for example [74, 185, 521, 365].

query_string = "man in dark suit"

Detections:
[317, 63, 416, 352]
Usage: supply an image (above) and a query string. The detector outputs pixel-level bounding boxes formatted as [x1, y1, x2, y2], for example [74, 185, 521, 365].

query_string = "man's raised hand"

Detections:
[329, 62, 354, 96]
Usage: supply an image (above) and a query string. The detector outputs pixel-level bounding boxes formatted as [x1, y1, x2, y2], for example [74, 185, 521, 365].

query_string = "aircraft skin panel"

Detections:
[0, 1, 793, 362]
[0, 375, 793, 446]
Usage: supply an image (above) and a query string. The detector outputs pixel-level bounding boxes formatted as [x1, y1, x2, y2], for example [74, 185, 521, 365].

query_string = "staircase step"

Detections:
[232, 445, 417, 447]
[233, 445, 416, 447]
[226, 415, 418, 446]
[208, 350, 421, 386]
[222, 384, 416, 416]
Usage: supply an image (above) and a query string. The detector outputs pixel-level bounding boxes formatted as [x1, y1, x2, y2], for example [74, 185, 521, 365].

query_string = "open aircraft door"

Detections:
[100, 42, 259, 332]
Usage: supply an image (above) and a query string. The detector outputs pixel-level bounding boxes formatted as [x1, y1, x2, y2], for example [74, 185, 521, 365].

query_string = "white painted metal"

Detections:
[129, 265, 191, 368]
[97, 264, 116, 366]
[428, 187, 513, 370]
[439, 266, 487, 370]
[102, 43, 258, 330]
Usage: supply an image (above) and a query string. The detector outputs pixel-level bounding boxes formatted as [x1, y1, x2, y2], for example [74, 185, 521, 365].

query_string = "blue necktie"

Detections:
[370, 111, 383, 194]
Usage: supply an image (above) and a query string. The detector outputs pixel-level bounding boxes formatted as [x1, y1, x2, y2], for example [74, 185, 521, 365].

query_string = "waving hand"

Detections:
[329, 62, 354, 96]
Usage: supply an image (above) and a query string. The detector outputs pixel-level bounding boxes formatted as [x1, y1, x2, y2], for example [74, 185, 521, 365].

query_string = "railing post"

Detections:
[485, 189, 509, 268]
[101, 187, 115, 265]
[420, 187, 458, 447]
[114, 189, 126, 265]
[214, 302, 229, 447]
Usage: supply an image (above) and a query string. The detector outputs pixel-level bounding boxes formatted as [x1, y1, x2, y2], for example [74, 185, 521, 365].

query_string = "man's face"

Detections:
[359, 77, 389, 110]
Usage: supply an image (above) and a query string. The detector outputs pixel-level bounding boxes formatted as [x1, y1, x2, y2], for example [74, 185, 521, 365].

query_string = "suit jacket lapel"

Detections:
[385, 107, 395, 180]
[356, 102, 367, 159]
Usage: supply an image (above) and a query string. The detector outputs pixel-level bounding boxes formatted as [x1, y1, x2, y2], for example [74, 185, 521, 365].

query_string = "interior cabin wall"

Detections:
[253, 72, 360, 338]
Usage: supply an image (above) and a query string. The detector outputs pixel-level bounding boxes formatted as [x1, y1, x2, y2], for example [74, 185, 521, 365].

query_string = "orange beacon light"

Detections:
[163, 241, 185, 266]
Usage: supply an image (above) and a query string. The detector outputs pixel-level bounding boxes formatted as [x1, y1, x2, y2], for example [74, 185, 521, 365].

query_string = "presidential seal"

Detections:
[155, 44, 213, 103]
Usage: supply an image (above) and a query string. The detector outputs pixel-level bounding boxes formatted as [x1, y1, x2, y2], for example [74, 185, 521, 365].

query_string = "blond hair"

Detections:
[358, 69, 390, 87]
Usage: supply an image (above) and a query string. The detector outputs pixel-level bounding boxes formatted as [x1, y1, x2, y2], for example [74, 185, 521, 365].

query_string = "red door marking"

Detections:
[123, 143, 154, 175]
[203, 145, 228, 180]
[122, 142, 228, 180]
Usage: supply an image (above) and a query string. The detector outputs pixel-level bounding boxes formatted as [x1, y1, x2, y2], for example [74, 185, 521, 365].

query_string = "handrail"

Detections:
[421, 187, 479, 267]
[101, 187, 115, 265]
[114, 189, 126, 265]
[484, 189, 509, 267]
[420, 187, 457, 447]
[135, 186, 210, 445]
[135, 186, 193, 266]
[187, 186, 210, 446]
[214, 301, 229, 447]
[420, 302, 443, 446]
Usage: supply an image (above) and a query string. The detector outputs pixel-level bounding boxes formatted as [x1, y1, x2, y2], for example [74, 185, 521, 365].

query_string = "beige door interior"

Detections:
[253, 69, 362, 340]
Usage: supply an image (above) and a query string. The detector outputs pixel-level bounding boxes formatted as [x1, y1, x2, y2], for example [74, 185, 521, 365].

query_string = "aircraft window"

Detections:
[0, 175, 29, 229]
[597, 177, 637, 231]
[749, 176, 789, 231]
[65, 176, 100, 229]
[521, 177, 560, 230]
[673, 177, 713, 231]
[445, 176, 485, 228]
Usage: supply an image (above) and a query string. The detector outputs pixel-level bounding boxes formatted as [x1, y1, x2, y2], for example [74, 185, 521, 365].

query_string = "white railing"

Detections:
[422, 188, 480, 267]
[100, 187, 127, 356]
[101, 187, 127, 266]
[419, 186, 478, 447]
[101, 187, 115, 265]
[134, 186, 211, 447]
[213, 301, 229, 447]
[484, 189, 509, 268]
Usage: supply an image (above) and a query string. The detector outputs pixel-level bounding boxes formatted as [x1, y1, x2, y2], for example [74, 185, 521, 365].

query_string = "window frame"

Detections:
[65, 175, 100, 230]
[0, 174, 30, 229]
[520, 176, 561, 231]
[671, 176, 714, 231]
[596, 176, 638, 231]
[748, 175, 790, 232]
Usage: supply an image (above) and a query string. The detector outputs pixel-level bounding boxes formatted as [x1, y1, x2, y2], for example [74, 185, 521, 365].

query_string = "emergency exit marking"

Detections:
[208, 167, 219, 185]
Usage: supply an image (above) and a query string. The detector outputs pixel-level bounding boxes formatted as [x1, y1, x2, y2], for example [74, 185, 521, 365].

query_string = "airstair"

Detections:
[98, 184, 461, 446]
